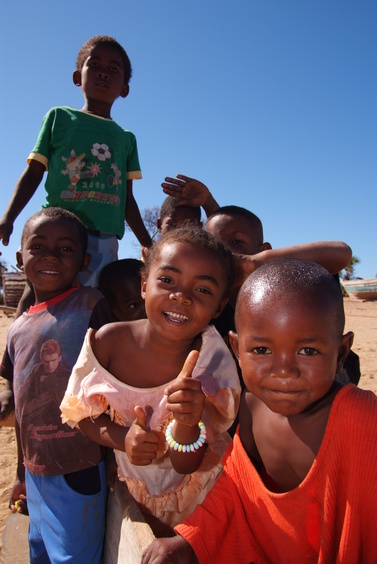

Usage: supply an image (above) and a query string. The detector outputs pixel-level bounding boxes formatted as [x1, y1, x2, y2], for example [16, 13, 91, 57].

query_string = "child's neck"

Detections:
[34, 287, 76, 305]
[81, 100, 113, 119]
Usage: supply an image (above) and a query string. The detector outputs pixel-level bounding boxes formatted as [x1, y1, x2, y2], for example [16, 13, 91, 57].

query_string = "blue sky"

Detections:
[1, 1, 376, 278]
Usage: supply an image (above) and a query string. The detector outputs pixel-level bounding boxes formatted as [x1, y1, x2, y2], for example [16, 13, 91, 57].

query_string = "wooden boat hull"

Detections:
[342, 278, 377, 301]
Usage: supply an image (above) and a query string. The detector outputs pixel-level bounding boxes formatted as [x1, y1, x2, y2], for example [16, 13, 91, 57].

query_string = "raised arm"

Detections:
[162, 175, 220, 218]
[233, 241, 352, 291]
[0, 160, 46, 246]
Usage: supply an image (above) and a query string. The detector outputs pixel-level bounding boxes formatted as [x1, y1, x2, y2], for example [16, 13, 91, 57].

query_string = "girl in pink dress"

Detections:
[61, 227, 241, 530]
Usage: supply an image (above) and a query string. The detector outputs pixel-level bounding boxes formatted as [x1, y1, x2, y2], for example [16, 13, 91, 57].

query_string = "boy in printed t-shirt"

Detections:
[1, 207, 113, 563]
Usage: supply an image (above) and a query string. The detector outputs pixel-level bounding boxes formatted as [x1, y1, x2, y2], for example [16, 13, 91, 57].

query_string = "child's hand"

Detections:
[0, 217, 14, 247]
[125, 406, 161, 466]
[162, 175, 210, 208]
[9, 480, 28, 515]
[164, 350, 204, 427]
[0, 385, 14, 420]
[142, 535, 196, 563]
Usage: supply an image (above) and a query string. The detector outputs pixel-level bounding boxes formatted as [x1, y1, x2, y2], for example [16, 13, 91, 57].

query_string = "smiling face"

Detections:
[230, 290, 353, 416]
[73, 43, 129, 115]
[141, 241, 228, 343]
[206, 213, 265, 255]
[18, 217, 89, 304]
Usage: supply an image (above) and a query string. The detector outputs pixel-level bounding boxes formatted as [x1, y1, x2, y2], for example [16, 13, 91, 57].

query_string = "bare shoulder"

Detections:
[94, 319, 144, 341]
[91, 320, 146, 369]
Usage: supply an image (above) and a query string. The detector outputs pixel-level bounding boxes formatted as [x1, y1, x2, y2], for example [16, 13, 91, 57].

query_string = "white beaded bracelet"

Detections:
[165, 419, 207, 453]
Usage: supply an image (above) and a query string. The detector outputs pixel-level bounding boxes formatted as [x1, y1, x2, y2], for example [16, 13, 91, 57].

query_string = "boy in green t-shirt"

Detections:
[0, 35, 152, 287]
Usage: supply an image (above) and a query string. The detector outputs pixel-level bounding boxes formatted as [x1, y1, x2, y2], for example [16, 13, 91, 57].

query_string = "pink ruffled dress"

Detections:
[61, 325, 241, 526]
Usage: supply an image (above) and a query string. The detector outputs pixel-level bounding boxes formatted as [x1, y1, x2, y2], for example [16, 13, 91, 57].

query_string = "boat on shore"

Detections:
[342, 278, 377, 301]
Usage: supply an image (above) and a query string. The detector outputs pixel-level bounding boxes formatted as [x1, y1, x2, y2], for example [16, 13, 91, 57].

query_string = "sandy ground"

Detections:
[0, 297, 376, 551]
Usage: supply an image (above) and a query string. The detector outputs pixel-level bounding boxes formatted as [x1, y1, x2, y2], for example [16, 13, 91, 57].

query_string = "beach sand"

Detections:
[0, 297, 376, 550]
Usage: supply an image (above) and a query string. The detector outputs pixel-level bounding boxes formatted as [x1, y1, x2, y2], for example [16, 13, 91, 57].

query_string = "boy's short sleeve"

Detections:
[126, 135, 142, 180]
[27, 108, 55, 167]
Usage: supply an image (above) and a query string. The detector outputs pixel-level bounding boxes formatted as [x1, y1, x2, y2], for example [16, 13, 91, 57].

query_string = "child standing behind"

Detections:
[61, 227, 241, 533]
[0, 35, 152, 286]
[98, 258, 146, 322]
[142, 259, 377, 563]
[2, 208, 113, 563]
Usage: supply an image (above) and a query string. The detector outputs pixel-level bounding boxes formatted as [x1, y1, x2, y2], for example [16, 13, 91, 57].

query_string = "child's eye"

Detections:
[60, 246, 73, 253]
[110, 67, 119, 73]
[230, 239, 246, 250]
[196, 287, 212, 295]
[252, 347, 271, 355]
[298, 347, 318, 356]
[158, 276, 173, 284]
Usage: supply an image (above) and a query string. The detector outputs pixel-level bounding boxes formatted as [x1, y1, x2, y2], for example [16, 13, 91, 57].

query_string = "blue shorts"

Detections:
[25, 461, 107, 564]
[78, 232, 118, 287]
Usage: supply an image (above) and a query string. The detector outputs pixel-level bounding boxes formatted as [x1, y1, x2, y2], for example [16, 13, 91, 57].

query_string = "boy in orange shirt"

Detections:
[142, 259, 377, 563]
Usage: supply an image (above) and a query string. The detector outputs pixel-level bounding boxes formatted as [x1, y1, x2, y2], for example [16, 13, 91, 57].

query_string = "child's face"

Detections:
[206, 214, 264, 255]
[158, 208, 201, 236]
[230, 291, 352, 416]
[112, 279, 146, 322]
[74, 43, 129, 106]
[18, 218, 89, 304]
[141, 241, 227, 343]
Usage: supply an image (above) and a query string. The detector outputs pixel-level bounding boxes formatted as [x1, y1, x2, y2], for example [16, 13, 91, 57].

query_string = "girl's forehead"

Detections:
[157, 241, 216, 262]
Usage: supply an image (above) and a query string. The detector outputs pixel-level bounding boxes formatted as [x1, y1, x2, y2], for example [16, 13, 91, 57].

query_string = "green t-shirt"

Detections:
[28, 107, 142, 239]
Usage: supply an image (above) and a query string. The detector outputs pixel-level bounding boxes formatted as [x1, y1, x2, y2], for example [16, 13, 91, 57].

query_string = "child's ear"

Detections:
[260, 241, 272, 252]
[120, 84, 129, 99]
[80, 253, 91, 272]
[73, 70, 82, 87]
[157, 218, 162, 232]
[212, 297, 228, 319]
[141, 274, 147, 299]
[336, 331, 354, 373]
[228, 330, 240, 365]
[16, 251, 24, 269]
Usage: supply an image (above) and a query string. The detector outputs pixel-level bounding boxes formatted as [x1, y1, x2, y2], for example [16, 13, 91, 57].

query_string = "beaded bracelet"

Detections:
[165, 419, 207, 453]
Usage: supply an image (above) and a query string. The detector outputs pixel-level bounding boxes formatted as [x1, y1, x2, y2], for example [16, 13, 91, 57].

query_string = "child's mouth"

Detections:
[40, 270, 59, 276]
[163, 311, 189, 324]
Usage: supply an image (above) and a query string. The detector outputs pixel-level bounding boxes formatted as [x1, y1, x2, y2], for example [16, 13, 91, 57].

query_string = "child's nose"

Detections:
[97, 67, 109, 79]
[41, 249, 59, 261]
[270, 355, 299, 379]
[169, 291, 192, 305]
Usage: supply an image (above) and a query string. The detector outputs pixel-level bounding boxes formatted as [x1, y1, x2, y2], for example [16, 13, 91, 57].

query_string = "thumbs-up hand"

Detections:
[125, 406, 160, 465]
[164, 350, 205, 426]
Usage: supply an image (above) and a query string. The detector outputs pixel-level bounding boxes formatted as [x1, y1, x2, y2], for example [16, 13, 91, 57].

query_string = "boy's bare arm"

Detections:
[9, 418, 28, 514]
[162, 175, 220, 218]
[0, 160, 46, 245]
[233, 241, 352, 290]
[125, 180, 153, 248]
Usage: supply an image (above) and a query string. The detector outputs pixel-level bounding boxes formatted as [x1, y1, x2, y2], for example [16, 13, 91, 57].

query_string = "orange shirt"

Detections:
[176, 385, 377, 563]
